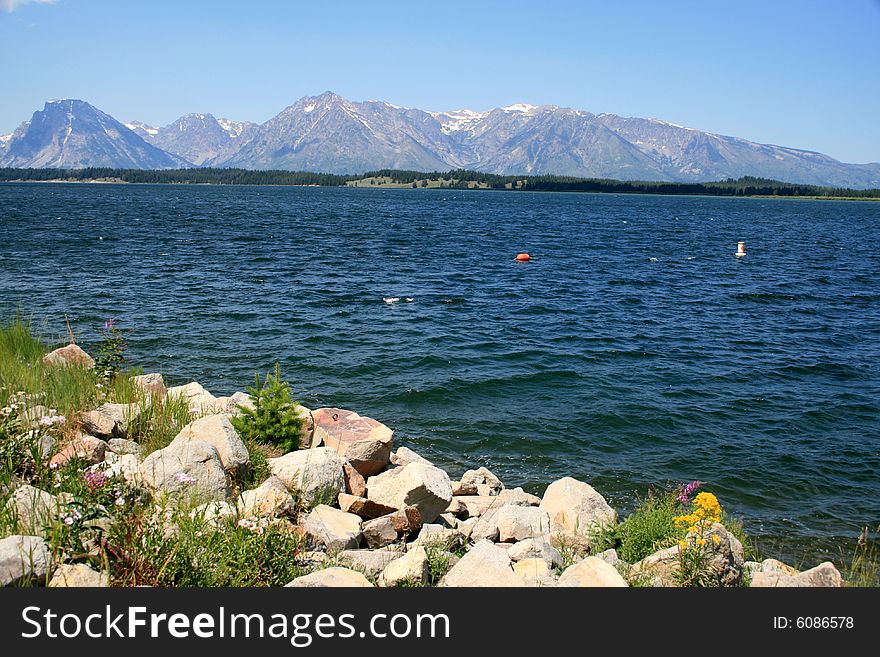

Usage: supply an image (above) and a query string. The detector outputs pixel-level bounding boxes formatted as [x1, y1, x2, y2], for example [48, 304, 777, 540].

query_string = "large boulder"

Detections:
[539, 477, 616, 537]
[439, 540, 524, 587]
[391, 446, 433, 467]
[379, 547, 430, 587]
[302, 505, 362, 552]
[173, 415, 250, 480]
[312, 408, 393, 477]
[366, 462, 453, 523]
[558, 557, 628, 587]
[42, 344, 94, 368]
[285, 567, 373, 588]
[268, 447, 346, 508]
[496, 506, 551, 543]
[239, 476, 297, 519]
[82, 402, 148, 439]
[48, 563, 109, 587]
[139, 439, 230, 505]
[132, 373, 166, 398]
[49, 433, 108, 468]
[362, 515, 400, 549]
[0, 535, 54, 586]
[460, 467, 504, 495]
[167, 382, 219, 416]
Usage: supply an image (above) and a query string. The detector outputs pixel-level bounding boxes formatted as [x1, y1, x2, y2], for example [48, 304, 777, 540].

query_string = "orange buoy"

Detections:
[515, 253, 531, 262]
[735, 241, 746, 257]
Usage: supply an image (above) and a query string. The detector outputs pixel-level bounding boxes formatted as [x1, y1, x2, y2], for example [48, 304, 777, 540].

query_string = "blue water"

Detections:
[2, 183, 879, 563]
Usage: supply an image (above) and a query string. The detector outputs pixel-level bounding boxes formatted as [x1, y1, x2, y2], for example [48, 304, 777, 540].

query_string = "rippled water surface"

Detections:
[2, 183, 879, 562]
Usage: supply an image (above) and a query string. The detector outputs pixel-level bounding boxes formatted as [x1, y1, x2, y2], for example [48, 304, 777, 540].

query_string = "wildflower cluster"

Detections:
[674, 491, 722, 539]
[676, 480, 704, 504]
[238, 516, 271, 535]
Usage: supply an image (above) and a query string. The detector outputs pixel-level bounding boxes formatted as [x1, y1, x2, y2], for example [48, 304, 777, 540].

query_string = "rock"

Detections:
[132, 373, 166, 398]
[379, 547, 430, 587]
[440, 540, 524, 587]
[391, 506, 423, 534]
[630, 546, 680, 587]
[497, 487, 542, 506]
[451, 481, 478, 496]
[496, 506, 551, 543]
[437, 513, 458, 528]
[751, 562, 842, 588]
[228, 391, 255, 413]
[312, 407, 393, 477]
[49, 433, 108, 467]
[759, 558, 799, 577]
[285, 567, 373, 588]
[101, 453, 140, 483]
[343, 462, 367, 498]
[338, 493, 397, 520]
[0, 535, 54, 586]
[303, 505, 362, 552]
[410, 524, 464, 551]
[5, 484, 61, 533]
[507, 537, 562, 568]
[48, 563, 109, 587]
[596, 548, 623, 569]
[107, 438, 142, 459]
[366, 462, 453, 523]
[167, 382, 218, 416]
[391, 446, 433, 467]
[268, 447, 346, 508]
[558, 556, 629, 587]
[239, 476, 297, 518]
[79, 410, 118, 439]
[539, 477, 616, 537]
[173, 415, 250, 480]
[337, 550, 403, 580]
[191, 500, 236, 528]
[514, 558, 557, 587]
[458, 517, 480, 539]
[460, 466, 503, 495]
[139, 439, 230, 505]
[362, 515, 399, 549]
[37, 434, 55, 459]
[42, 344, 94, 368]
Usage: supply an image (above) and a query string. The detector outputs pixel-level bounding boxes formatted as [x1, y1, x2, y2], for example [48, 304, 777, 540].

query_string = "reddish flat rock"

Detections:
[312, 408, 393, 477]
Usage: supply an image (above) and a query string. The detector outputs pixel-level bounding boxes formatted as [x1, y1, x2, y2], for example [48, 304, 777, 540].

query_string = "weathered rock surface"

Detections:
[539, 477, 616, 537]
[42, 344, 94, 368]
[751, 561, 843, 588]
[497, 487, 542, 506]
[343, 462, 367, 498]
[410, 524, 464, 550]
[312, 408, 393, 477]
[239, 476, 297, 518]
[507, 537, 562, 568]
[513, 558, 557, 587]
[451, 481, 478, 496]
[48, 563, 109, 587]
[107, 438, 142, 459]
[5, 484, 60, 533]
[268, 447, 346, 508]
[440, 540, 525, 587]
[285, 567, 373, 588]
[366, 462, 452, 523]
[0, 535, 54, 586]
[337, 550, 402, 580]
[460, 467, 503, 495]
[167, 382, 219, 415]
[139, 439, 230, 505]
[102, 453, 139, 483]
[558, 556, 629, 587]
[303, 505, 362, 552]
[132, 373, 166, 397]
[173, 415, 250, 480]
[362, 515, 400, 549]
[379, 546, 430, 587]
[496, 506, 551, 543]
[338, 493, 397, 519]
[390, 446, 433, 467]
[49, 433, 108, 467]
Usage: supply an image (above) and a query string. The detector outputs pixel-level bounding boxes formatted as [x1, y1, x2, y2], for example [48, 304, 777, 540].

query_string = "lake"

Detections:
[1, 182, 878, 564]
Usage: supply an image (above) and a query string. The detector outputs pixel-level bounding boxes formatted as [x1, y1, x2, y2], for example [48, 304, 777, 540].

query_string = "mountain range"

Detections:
[2, 92, 878, 188]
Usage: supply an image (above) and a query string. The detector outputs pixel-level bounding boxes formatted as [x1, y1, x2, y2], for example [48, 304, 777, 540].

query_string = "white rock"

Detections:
[48, 563, 109, 587]
[132, 373, 166, 397]
[513, 558, 557, 587]
[4, 484, 61, 534]
[173, 415, 250, 480]
[238, 476, 297, 518]
[391, 446, 434, 467]
[268, 447, 346, 508]
[0, 535, 54, 586]
[139, 439, 230, 505]
[539, 477, 616, 537]
[496, 506, 551, 543]
[167, 381, 218, 415]
[303, 505, 362, 552]
[366, 462, 453, 523]
[507, 537, 562, 567]
[557, 556, 628, 587]
[440, 540, 525, 587]
[379, 546, 430, 587]
[460, 466, 503, 495]
[285, 567, 373, 587]
[337, 550, 402, 580]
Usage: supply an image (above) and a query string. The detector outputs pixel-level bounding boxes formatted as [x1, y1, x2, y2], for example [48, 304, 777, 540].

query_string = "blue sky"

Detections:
[1, 0, 878, 163]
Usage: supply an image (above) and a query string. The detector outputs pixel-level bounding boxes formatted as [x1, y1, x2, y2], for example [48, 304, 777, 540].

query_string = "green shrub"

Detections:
[93, 319, 127, 382]
[231, 364, 304, 453]
[596, 491, 684, 564]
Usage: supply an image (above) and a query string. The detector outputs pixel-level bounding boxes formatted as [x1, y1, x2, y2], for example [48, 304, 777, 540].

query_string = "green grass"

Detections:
[591, 491, 684, 564]
[843, 526, 880, 587]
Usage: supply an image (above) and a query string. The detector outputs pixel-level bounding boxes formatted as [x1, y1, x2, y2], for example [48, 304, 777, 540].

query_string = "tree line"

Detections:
[1, 167, 877, 198]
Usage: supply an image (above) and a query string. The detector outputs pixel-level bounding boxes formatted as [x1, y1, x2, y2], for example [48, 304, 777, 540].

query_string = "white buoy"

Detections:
[735, 241, 746, 257]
